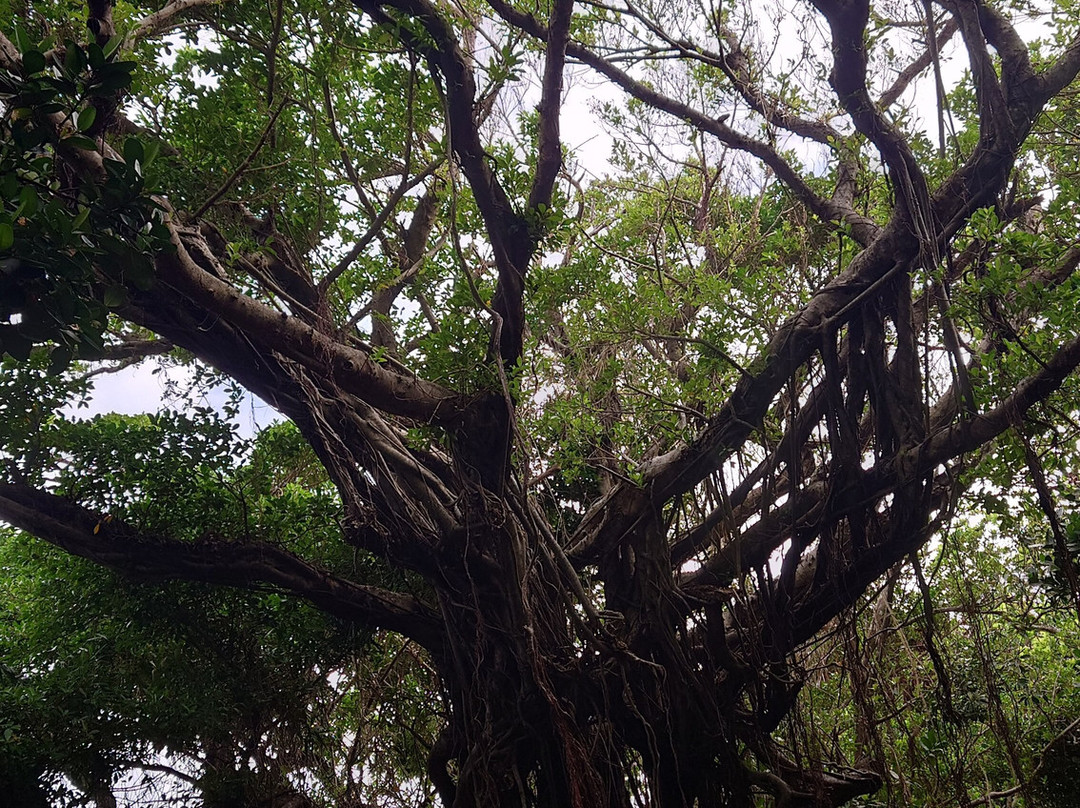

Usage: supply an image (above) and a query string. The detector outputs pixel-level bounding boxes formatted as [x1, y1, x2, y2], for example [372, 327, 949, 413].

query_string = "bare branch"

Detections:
[128, 0, 225, 46]
[587, 0, 845, 146]
[97, 337, 175, 363]
[527, 0, 575, 212]
[878, 17, 959, 108]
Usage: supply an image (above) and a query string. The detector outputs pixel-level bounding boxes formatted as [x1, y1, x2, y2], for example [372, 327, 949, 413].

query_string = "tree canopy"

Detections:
[1, 0, 1080, 805]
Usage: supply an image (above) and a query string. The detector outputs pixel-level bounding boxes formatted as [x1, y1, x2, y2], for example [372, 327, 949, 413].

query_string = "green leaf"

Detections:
[142, 139, 161, 168]
[87, 43, 105, 71]
[11, 24, 31, 53]
[47, 344, 73, 375]
[0, 223, 13, 252]
[16, 185, 38, 219]
[62, 134, 99, 152]
[77, 106, 97, 132]
[103, 285, 129, 308]
[93, 71, 133, 92]
[125, 253, 155, 291]
[103, 35, 125, 60]
[21, 50, 46, 75]
[123, 137, 144, 166]
[0, 173, 17, 200]
[63, 42, 87, 77]
[72, 206, 91, 232]
[91, 61, 138, 93]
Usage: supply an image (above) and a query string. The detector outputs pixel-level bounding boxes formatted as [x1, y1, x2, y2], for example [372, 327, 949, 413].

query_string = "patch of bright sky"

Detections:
[73, 361, 277, 439]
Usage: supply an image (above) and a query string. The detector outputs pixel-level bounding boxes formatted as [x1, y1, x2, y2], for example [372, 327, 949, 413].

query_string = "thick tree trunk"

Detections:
[424, 501, 757, 808]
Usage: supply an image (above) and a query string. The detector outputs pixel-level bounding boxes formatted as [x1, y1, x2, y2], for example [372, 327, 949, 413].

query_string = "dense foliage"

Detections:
[1, 0, 1080, 805]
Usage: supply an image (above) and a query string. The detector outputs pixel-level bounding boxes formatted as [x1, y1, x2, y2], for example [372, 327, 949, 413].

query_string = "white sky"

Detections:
[79, 363, 276, 439]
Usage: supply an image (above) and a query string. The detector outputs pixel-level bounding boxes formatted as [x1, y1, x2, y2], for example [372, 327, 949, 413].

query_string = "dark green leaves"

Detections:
[0, 35, 167, 365]
[74, 105, 96, 131]
[20, 50, 45, 76]
[102, 284, 128, 308]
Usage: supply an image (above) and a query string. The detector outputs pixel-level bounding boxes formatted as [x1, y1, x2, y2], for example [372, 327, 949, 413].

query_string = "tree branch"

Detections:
[485, 0, 881, 247]
[527, 0, 574, 212]
[878, 17, 959, 109]
[588, 0, 844, 146]
[192, 97, 292, 220]
[128, 0, 225, 46]
[152, 222, 470, 426]
[811, 0, 933, 237]
[97, 337, 175, 362]
[355, 0, 534, 368]
[0, 482, 446, 652]
[947, 0, 1015, 147]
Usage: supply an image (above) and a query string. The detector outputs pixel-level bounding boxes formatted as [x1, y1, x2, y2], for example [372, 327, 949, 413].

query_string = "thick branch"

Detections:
[128, 0, 225, 46]
[812, 0, 933, 236]
[1034, 32, 1080, 103]
[154, 222, 470, 426]
[948, 0, 1015, 147]
[355, 0, 534, 368]
[953, 0, 1036, 98]
[97, 337, 175, 362]
[527, 0, 574, 211]
[86, 0, 116, 46]
[0, 482, 446, 652]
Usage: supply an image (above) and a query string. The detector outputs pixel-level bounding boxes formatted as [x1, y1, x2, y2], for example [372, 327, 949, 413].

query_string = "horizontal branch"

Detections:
[97, 337, 175, 362]
[0, 482, 446, 652]
[128, 0, 226, 46]
[919, 332, 1080, 467]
